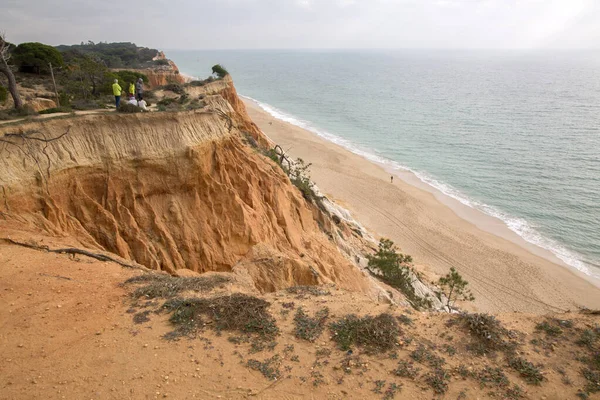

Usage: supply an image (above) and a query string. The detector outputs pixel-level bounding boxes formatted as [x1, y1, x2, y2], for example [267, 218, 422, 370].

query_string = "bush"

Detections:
[162, 83, 185, 95]
[12, 42, 64, 74]
[294, 307, 329, 342]
[212, 64, 229, 78]
[366, 239, 431, 310]
[329, 313, 400, 353]
[425, 368, 450, 394]
[0, 85, 7, 103]
[457, 313, 510, 355]
[508, 356, 544, 385]
[162, 293, 279, 339]
[438, 267, 474, 310]
[0, 105, 38, 120]
[124, 273, 231, 299]
[118, 103, 142, 113]
[188, 77, 215, 87]
[38, 106, 72, 115]
[153, 59, 170, 66]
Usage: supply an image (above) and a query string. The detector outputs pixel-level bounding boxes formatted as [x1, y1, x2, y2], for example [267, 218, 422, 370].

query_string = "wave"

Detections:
[241, 94, 596, 278]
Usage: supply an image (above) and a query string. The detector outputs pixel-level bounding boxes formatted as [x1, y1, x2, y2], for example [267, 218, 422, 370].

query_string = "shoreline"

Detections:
[243, 98, 600, 313]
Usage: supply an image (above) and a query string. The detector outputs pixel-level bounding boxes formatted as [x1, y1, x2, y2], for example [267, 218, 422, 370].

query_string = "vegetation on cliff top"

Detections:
[55, 41, 160, 68]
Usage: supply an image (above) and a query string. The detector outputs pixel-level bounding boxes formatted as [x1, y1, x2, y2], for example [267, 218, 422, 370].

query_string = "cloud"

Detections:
[0, 0, 598, 49]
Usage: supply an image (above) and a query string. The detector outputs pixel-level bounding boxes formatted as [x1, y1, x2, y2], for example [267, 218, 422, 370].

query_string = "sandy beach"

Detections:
[244, 99, 600, 314]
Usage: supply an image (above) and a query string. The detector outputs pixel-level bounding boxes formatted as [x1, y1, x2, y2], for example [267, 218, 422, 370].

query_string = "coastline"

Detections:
[243, 98, 600, 313]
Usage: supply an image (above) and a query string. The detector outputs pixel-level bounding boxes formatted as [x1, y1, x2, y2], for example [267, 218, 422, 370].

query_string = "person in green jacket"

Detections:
[128, 82, 135, 97]
[112, 79, 122, 108]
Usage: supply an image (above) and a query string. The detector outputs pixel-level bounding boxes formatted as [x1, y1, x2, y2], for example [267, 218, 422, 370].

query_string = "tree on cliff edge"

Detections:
[0, 33, 23, 109]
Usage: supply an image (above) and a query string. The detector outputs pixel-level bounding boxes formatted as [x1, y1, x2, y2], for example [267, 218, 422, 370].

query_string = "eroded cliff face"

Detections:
[0, 79, 376, 295]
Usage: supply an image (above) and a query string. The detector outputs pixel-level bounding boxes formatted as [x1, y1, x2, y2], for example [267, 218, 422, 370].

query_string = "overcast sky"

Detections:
[2, 0, 599, 50]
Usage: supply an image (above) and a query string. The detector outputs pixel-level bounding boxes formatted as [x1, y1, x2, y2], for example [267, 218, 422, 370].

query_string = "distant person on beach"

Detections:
[128, 82, 135, 97]
[112, 79, 122, 108]
[391, 176, 394, 184]
[135, 78, 144, 101]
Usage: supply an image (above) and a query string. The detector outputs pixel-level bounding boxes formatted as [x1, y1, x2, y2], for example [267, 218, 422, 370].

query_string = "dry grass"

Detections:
[124, 273, 230, 299]
[329, 313, 400, 353]
[161, 293, 279, 340]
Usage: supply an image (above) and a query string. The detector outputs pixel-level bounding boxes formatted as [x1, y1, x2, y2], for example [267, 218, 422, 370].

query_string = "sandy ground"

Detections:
[244, 99, 600, 314]
[2, 241, 598, 400]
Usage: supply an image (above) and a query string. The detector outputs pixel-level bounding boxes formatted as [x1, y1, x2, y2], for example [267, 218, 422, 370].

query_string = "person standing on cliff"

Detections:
[112, 79, 122, 109]
[128, 82, 135, 97]
[135, 78, 144, 101]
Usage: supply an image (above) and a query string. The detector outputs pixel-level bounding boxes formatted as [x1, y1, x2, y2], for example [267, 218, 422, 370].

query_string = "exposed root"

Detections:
[0, 237, 148, 271]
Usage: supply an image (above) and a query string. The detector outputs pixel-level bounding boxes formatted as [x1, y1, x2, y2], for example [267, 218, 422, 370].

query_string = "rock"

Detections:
[174, 269, 200, 277]
[27, 98, 57, 112]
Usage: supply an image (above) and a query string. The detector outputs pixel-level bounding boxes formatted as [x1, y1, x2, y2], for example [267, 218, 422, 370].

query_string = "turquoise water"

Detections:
[169, 50, 600, 278]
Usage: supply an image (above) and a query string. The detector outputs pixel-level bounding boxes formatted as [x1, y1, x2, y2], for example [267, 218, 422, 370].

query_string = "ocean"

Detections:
[168, 50, 600, 279]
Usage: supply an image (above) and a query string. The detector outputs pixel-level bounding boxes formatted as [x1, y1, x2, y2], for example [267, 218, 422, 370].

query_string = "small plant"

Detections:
[212, 64, 229, 78]
[508, 356, 544, 385]
[458, 313, 510, 355]
[425, 367, 450, 394]
[410, 344, 445, 368]
[329, 313, 400, 353]
[247, 355, 281, 380]
[477, 366, 509, 388]
[124, 273, 230, 299]
[438, 267, 475, 311]
[582, 367, 600, 393]
[535, 320, 563, 336]
[373, 380, 386, 394]
[293, 307, 329, 342]
[443, 344, 457, 356]
[397, 314, 413, 326]
[577, 328, 599, 349]
[383, 382, 401, 400]
[393, 360, 420, 379]
[505, 384, 525, 399]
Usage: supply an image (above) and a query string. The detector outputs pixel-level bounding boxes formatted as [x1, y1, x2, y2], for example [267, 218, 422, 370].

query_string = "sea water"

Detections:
[169, 50, 600, 278]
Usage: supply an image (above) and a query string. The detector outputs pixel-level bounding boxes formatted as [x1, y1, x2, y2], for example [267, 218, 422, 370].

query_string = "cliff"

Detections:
[0, 77, 378, 297]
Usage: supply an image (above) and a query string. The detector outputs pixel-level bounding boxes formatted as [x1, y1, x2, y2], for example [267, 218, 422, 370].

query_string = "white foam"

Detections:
[242, 95, 596, 278]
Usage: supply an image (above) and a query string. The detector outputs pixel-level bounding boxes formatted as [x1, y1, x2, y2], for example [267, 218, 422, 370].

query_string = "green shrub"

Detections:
[38, 106, 72, 115]
[153, 59, 169, 66]
[162, 293, 279, 339]
[393, 360, 420, 379]
[425, 367, 450, 394]
[162, 83, 186, 95]
[212, 64, 229, 78]
[438, 267, 475, 310]
[535, 320, 563, 337]
[329, 313, 400, 353]
[457, 313, 510, 355]
[0, 85, 7, 103]
[12, 42, 64, 74]
[508, 356, 544, 385]
[293, 307, 329, 342]
[366, 239, 432, 309]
